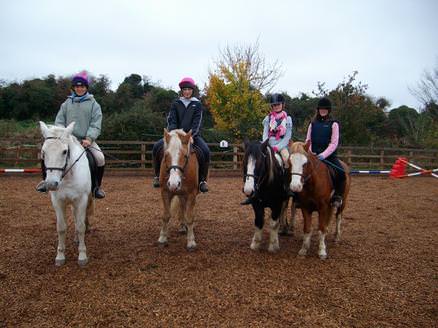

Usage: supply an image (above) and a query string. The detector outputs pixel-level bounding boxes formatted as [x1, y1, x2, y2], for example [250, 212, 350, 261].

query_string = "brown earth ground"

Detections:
[0, 175, 437, 327]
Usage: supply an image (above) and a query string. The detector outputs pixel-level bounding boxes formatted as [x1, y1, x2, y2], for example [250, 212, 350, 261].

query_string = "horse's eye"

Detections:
[62, 150, 67, 155]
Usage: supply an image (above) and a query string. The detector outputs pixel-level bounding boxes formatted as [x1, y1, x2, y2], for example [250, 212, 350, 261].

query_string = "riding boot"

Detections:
[152, 151, 162, 188]
[331, 173, 345, 208]
[199, 160, 209, 193]
[94, 165, 106, 199]
[36, 159, 48, 193]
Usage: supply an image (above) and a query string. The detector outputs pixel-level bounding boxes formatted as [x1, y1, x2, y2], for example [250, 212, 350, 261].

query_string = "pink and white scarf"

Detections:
[268, 111, 287, 140]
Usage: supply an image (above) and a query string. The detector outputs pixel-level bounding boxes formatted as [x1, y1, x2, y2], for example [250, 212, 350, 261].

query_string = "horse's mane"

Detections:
[244, 141, 276, 184]
[290, 141, 309, 155]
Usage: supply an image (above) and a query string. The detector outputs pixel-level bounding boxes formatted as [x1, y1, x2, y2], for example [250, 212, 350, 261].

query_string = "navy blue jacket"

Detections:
[311, 119, 339, 157]
[167, 98, 203, 137]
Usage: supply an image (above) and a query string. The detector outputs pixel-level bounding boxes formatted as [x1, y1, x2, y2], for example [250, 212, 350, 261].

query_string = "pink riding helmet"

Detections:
[178, 77, 196, 90]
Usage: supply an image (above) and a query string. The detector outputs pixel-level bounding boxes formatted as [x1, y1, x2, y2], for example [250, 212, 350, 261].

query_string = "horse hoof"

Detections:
[186, 245, 197, 252]
[268, 246, 279, 253]
[250, 244, 260, 251]
[319, 254, 328, 260]
[279, 230, 292, 236]
[158, 241, 168, 248]
[78, 258, 88, 266]
[55, 258, 65, 266]
[297, 249, 307, 257]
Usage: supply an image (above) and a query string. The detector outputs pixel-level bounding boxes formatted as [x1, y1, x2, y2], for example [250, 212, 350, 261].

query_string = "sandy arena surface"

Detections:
[0, 175, 437, 327]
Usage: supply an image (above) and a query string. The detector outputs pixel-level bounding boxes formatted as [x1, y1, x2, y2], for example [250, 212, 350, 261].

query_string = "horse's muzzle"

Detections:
[46, 180, 59, 191]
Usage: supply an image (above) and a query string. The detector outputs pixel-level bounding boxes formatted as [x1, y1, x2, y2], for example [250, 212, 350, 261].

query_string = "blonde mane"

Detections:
[290, 141, 308, 155]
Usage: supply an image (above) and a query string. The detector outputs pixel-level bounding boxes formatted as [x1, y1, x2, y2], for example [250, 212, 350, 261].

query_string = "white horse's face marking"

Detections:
[244, 156, 256, 196]
[166, 133, 185, 192]
[42, 140, 69, 190]
[289, 153, 308, 192]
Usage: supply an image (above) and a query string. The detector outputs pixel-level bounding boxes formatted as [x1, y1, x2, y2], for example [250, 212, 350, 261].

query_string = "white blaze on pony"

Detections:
[39, 121, 94, 266]
[289, 152, 307, 192]
[165, 130, 190, 192]
[243, 156, 256, 196]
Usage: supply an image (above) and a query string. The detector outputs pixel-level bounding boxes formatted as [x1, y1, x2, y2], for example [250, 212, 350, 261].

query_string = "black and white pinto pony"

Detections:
[242, 139, 290, 252]
[39, 121, 94, 266]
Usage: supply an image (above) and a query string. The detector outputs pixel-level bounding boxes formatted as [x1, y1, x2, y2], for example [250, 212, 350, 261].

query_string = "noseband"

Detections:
[166, 153, 190, 178]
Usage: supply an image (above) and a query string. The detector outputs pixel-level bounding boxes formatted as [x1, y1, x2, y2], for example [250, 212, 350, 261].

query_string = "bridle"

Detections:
[243, 150, 268, 196]
[290, 153, 321, 184]
[42, 136, 87, 179]
[165, 140, 191, 179]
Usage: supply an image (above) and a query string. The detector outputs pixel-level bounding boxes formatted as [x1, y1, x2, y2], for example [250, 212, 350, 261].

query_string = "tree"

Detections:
[205, 42, 282, 140]
[410, 63, 438, 107]
[326, 72, 388, 145]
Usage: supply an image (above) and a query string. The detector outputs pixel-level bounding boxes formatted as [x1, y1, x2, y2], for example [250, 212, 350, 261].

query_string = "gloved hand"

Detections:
[272, 146, 278, 153]
[317, 154, 324, 160]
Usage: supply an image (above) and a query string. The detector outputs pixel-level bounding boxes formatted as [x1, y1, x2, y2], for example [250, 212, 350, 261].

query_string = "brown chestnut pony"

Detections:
[158, 129, 199, 250]
[289, 141, 351, 259]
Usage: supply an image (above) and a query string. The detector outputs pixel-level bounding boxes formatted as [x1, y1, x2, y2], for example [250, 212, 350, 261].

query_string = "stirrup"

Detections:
[199, 181, 208, 193]
[152, 176, 160, 188]
[331, 195, 343, 208]
[240, 197, 253, 205]
[94, 188, 106, 199]
[36, 180, 48, 193]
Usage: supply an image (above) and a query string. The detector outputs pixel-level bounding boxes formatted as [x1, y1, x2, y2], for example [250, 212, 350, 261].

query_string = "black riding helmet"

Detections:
[317, 97, 332, 111]
[270, 93, 285, 105]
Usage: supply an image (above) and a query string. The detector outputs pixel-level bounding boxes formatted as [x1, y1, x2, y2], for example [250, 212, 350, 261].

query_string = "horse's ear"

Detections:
[243, 137, 250, 150]
[39, 121, 49, 138]
[164, 128, 170, 145]
[304, 140, 311, 152]
[261, 139, 269, 151]
[185, 130, 193, 144]
[62, 122, 75, 138]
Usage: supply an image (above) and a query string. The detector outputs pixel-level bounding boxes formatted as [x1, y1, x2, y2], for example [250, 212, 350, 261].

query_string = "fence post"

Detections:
[141, 143, 146, 169]
[233, 146, 238, 170]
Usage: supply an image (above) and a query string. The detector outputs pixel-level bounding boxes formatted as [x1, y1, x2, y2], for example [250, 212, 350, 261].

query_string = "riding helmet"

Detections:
[269, 93, 285, 105]
[317, 97, 332, 111]
[71, 71, 89, 88]
[178, 77, 196, 90]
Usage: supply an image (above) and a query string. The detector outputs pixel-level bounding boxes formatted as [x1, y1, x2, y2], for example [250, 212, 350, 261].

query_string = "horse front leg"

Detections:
[74, 195, 90, 266]
[298, 209, 312, 257]
[52, 197, 67, 266]
[335, 208, 342, 242]
[268, 206, 281, 253]
[158, 192, 172, 245]
[250, 204, 264, 251]
[317, 206, 333, 260]
[184, 194, 197, 250]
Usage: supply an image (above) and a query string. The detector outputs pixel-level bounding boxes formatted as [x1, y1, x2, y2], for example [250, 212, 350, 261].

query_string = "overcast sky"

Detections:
[1, 0, 437, 110]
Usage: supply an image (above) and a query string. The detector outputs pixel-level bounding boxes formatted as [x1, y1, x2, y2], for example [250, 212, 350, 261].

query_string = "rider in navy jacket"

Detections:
[152, 77, 210, 192]
[305, 97, 346, 208]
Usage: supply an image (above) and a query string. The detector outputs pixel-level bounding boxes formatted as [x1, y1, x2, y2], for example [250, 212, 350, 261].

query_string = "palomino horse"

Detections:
[39, 121, 94, 266]
[242, 140, 290, 252]
[289, 141, 351, 259]
[158, 129, 199, 250]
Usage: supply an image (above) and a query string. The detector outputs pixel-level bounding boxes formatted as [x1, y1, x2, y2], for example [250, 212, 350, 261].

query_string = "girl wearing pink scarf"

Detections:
[262, 93, 293, 168]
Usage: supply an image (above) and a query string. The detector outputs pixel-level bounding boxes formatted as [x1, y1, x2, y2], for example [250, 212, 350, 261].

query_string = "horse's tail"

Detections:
[170, 196, 184, 223]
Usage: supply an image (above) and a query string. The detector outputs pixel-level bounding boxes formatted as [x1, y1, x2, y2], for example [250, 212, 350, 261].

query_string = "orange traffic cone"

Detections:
[389, 157, 408, 179]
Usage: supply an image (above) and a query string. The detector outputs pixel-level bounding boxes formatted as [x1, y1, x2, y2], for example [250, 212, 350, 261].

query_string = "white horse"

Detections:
[39, 121, 93, 266]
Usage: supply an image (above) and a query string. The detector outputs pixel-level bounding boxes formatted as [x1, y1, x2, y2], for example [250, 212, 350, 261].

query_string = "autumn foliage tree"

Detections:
[205, 42, 282, 140]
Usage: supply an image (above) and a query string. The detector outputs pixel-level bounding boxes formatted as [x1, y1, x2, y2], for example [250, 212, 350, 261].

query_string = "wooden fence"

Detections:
[1, 138, 438, 174]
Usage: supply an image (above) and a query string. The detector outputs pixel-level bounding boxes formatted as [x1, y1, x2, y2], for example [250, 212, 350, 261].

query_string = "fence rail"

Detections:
[1, 139, 438, 173]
